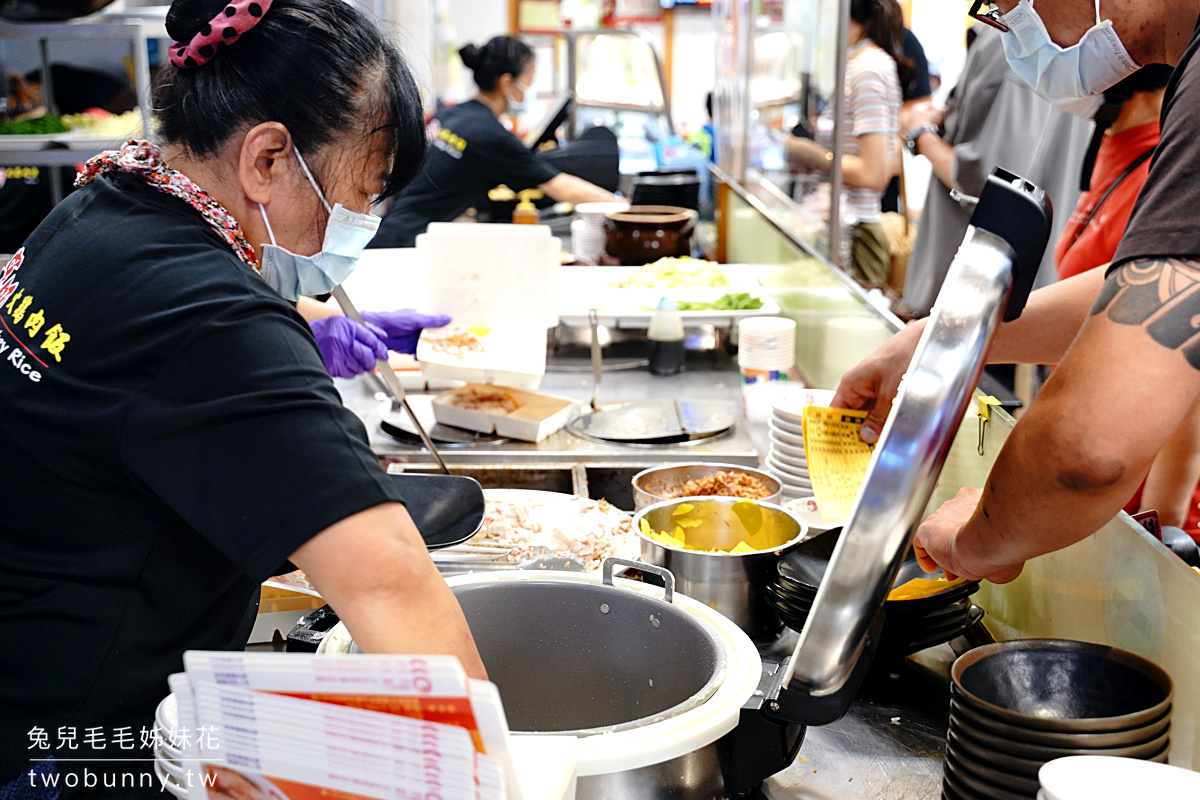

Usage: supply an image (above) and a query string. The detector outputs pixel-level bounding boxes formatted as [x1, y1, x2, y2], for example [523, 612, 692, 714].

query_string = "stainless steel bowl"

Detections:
[633, 497, 806, 638]
[631, 463, 783, 511]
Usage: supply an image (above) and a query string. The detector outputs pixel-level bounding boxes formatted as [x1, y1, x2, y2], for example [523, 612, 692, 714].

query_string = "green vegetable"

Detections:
[674, 293, 765, 312]
[0, 115, 69, 136]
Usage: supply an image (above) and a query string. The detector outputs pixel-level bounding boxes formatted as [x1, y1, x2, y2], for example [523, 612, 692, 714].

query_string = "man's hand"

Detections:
[913, 487, 1025, 584]
[831, 320, 926, 443]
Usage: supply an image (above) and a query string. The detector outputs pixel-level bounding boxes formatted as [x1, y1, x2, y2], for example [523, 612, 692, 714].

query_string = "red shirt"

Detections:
[1055, 120, 1160, 281]
[1053, 119, 1200, 537]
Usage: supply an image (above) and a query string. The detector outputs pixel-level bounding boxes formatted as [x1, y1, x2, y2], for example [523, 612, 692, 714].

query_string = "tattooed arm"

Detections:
[912, 258, 1200, 583]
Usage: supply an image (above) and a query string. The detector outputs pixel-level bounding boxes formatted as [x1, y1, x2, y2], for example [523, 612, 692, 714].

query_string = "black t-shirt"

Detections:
[902, 28, 933, 103]
[369, 100, 560, 248]
[1109, 15, 1200, 272]
[0, 173, 404, 785]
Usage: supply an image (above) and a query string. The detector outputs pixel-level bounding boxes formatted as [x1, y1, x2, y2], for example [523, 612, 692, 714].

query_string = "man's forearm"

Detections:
[985, 267, 1109, 364]
[954, 401, 1152, 573]
[917, 132, 955, 189]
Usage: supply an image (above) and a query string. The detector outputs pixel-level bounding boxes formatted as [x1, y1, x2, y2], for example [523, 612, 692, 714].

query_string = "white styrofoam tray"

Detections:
[557, 264, 782, 329]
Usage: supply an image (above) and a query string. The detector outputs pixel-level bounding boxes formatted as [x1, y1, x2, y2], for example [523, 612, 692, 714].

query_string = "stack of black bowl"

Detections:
[630, 169, 702, 211]
[766, 528, 984, 657]
[943, 639, 1174, 800]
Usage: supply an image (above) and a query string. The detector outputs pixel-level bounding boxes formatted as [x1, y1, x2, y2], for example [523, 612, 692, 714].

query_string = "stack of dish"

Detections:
[571, 202, 626, 264]
[153, 693, 188, 799]
[766, 527, 982, 657]
[944, 640, 1174, 800]
[764, 388, 834, 499]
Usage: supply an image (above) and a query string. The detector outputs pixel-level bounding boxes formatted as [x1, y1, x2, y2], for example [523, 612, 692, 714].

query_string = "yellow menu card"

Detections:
[802, 406, 874, 520]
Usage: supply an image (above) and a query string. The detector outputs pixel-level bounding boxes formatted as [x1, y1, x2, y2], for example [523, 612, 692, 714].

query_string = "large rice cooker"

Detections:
[315, 562, 806, 799]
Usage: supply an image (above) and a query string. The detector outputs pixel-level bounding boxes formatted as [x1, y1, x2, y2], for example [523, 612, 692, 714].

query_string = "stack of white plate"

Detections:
[1038, 755, 1200, 800]
[572, 202, 626, 264]
[765, 388, 834, 499]
[153, 693, 188, 799]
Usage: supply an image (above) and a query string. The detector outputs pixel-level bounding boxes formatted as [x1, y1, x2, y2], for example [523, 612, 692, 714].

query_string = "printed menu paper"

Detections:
[168, 652, 518, 800]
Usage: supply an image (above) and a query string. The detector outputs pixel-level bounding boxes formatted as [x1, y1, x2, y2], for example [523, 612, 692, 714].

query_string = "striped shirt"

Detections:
[820, 40, 902, 223]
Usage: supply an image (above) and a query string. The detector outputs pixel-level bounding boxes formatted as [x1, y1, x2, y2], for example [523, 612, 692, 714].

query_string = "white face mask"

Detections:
[1001, 0, 1139, 100]
[258, 147, 380, 302]
[507, 79, 530, 114]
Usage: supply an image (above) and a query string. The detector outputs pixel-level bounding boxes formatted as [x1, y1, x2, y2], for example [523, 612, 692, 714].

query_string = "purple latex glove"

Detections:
[361, 309, 453, 355]
[309, 316, 389, 378]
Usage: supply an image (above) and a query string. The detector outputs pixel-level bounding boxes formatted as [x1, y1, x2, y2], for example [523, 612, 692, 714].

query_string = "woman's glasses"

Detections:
[969, 0, 1011, 32]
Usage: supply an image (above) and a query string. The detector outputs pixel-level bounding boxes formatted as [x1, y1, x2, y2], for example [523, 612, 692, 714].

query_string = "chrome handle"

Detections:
[603, 557, 674, 604]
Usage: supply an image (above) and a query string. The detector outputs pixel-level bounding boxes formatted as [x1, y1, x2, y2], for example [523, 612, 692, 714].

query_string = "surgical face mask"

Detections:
[1001, 0, 1139, 100]
[507, 79, 530, 114]
[257, 148, 380, 302]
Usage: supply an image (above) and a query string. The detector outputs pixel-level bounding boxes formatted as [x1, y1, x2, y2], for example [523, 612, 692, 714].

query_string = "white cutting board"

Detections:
[557, 264, 781, 328]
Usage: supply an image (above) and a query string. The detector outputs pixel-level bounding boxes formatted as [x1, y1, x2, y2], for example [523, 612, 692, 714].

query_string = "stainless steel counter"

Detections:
[336, 348, 762, 469]
[760, 633, 951, 800]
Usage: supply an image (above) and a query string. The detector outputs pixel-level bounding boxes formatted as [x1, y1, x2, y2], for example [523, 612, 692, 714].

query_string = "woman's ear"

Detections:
[495, 72, 515, 94]
[238, 122, 293, 205]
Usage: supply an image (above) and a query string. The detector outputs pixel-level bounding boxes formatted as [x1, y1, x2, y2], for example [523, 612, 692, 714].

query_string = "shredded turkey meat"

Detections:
[474, 495, 636, 571]
[670, 470, 771, 500]
[423, 329, 486, 358]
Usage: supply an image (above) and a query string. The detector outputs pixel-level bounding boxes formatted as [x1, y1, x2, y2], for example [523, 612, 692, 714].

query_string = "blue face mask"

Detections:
[1000, 0, 1139, 101]
[258, 147, 380, 302]
[507, 79, 531, 114]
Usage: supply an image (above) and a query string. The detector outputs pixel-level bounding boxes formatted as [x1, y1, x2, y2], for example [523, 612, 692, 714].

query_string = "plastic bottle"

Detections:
[647, 297, 685, 376]
[513, 189, 543, 224]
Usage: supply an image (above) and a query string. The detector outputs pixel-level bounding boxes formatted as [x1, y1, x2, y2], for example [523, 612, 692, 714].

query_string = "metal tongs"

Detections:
[330, 285, 450, 474]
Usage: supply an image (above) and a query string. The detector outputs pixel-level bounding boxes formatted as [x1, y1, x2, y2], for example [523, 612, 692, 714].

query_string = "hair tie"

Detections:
[168, 0, 274, 69]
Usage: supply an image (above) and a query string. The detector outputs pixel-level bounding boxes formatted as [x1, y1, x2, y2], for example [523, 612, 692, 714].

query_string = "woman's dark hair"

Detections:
[458, 36, 534, 92]
[850, 0, 915, 90]
[155, 0, 425, 199]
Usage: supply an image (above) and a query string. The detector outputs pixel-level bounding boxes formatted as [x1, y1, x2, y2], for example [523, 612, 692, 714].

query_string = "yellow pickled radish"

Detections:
[732, 500, 763, 535]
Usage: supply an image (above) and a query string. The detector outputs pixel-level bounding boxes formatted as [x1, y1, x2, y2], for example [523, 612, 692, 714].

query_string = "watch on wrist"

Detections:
[904, 123, 938, 156]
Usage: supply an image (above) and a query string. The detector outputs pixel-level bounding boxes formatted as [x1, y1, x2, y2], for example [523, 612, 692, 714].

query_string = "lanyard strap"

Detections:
[1071, 146, 1155, 247]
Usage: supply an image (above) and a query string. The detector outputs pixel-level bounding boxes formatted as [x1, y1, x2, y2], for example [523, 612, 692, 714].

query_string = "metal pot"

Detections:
[446, 564, 779, 800]
[633, 498, 807, 639]
[299, 562, 808, 799]
[630, 463, 784, 511]
[450, 570, 726, 736]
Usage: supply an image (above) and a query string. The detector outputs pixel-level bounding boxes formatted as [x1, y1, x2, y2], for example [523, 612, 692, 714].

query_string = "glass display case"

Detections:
[714, 0, 849, 265]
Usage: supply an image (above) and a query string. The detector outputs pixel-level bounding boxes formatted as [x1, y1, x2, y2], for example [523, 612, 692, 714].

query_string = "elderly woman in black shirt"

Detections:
[0, 0, 484, 795]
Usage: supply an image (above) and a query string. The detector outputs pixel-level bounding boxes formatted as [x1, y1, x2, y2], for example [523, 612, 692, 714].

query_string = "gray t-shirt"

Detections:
[902, 25, 1092, 316]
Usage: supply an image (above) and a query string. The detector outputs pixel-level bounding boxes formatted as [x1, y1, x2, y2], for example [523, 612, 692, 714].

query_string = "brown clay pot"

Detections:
[604, 205, 695, 266]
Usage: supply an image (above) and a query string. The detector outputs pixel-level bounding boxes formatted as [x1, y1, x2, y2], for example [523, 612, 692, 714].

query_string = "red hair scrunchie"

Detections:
[168, 0, 274, 69]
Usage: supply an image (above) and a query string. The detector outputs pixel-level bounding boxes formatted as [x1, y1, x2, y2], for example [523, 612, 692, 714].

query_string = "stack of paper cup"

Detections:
[572, 202, 626, 264]
[738, 316, 796, 383]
